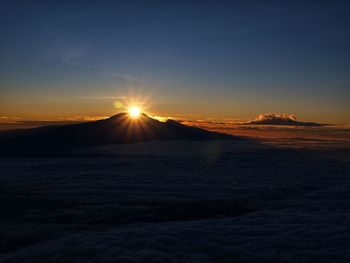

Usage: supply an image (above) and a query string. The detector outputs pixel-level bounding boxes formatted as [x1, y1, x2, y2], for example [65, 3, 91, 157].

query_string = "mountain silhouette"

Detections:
[0, 113, 237, 156]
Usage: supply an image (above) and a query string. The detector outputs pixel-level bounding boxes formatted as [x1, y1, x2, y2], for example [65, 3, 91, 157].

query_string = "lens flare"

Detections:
[128, 106, 141, 118]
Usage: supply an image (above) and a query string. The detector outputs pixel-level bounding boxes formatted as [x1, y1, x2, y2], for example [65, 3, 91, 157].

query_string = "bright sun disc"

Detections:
[128, 106, 141, 118]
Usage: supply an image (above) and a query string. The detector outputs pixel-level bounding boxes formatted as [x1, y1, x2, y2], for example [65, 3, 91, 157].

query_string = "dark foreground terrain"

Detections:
[0, 140, 349, 262]
[0, 113, 233, 157]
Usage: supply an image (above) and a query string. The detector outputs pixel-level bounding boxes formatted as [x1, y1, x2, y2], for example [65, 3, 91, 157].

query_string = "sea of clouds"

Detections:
[0, 141, 349, 262]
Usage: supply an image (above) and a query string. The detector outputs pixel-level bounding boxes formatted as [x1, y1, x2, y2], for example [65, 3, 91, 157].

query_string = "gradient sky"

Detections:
[0, 0, 349, 123]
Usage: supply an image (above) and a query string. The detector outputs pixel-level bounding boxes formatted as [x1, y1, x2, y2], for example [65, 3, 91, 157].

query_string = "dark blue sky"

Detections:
[0, 0, 349, 122]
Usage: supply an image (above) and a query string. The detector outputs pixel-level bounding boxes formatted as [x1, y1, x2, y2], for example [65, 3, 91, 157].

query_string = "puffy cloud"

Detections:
[151, 116, 181, 122]
[248, 113, 324, 126]
[255, 113, 296, 122]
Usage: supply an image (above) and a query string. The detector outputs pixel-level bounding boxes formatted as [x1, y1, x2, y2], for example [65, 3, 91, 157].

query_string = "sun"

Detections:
[128, 106, 141, 118]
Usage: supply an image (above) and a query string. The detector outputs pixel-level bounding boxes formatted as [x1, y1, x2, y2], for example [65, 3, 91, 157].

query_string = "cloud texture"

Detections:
[248, 113, 323, 126]
[0, 141, 349, 262]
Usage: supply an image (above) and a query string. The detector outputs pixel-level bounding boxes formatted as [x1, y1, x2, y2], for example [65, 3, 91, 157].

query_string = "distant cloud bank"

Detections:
[247, 113, 325, 126]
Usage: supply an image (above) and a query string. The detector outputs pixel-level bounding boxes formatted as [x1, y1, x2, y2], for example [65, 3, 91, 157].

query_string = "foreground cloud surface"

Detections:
[0, 141, 349, 262]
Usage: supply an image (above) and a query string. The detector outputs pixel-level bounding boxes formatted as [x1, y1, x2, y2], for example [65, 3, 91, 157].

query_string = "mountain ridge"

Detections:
[0, 113, 238, 157]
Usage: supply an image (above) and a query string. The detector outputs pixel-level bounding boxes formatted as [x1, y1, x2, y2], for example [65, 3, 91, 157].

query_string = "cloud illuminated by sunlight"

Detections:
[151, 116, 171, 122]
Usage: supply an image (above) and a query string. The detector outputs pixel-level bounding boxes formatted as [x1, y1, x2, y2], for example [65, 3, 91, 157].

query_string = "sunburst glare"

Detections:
[128, 106, 141, 118]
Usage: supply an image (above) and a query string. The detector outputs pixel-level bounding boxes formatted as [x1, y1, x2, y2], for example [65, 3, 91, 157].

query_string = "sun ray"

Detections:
[128, 106, 141, 118]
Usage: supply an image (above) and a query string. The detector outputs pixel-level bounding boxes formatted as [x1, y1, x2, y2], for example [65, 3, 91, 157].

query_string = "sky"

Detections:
[0, 0, 349, 123]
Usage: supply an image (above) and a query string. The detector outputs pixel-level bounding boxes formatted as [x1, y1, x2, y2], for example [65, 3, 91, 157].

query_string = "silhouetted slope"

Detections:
[0, 113, 236, 156]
